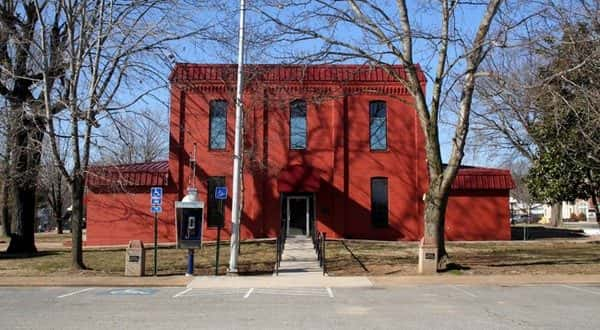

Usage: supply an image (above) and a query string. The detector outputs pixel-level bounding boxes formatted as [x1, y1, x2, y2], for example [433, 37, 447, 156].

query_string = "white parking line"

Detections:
[326, 287, 334, 298]
[173, 288, 192, 298]
[176, 289, 247, 297]
[252, 288, 331, 297]
[243, 288, 254, 299]
[57, 288, 94, 299]
[450, 285, 477, 298]
[561, 285, 600, 296]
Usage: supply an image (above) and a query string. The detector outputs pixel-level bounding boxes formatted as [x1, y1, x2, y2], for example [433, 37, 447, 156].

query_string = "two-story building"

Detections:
[85, 64, 514, 246]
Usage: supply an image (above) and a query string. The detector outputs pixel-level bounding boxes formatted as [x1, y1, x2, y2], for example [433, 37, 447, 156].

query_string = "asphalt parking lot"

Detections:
[1, 284, 599, 329]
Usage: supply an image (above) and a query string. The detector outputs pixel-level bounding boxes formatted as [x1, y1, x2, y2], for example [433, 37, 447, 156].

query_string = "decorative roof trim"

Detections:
[169, 64, 426, 85]
[87, 161, 169, 190]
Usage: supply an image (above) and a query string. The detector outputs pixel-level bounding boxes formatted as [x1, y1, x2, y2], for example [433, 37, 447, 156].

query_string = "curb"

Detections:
[369, 274, 600, 287]
[0, 276, 192, 288]
[2, 274, 600, 288]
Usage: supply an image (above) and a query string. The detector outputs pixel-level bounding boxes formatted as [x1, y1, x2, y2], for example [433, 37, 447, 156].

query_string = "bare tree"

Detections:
[93, 111, 168, 165]
[38, 140, 70, 234]
[256, 0, 518, 271]
[471, 0, 599, 224]
[0, 1, 67, 253]
[0, 98, 11, 237]
[36, 0, 212, 269]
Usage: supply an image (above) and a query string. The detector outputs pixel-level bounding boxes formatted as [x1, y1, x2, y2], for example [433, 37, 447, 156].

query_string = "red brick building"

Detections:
[85, 64, 514, 246]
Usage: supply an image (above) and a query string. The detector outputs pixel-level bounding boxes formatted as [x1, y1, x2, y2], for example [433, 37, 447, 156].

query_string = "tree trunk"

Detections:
[50, 183, 64, 234]
[1, 176, 10, 237]
[423, 191, 449, 270]
[56, 218, 64, 235]
[6, 117, 43, 254]
[70, 176, 86, 269]
[550, 202, 562, 227]
[591, 194, 599, 226]
[1, 112, 12, 238]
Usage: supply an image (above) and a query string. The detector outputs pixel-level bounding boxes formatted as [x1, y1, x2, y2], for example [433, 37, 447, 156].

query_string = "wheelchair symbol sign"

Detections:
[151, 187, 163, 198]
[215, 187, 227, 200]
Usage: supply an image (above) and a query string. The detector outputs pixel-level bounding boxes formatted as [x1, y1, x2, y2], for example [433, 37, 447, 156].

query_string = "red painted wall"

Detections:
[86, 189, 177, 246]
[85, 65, 512, 245]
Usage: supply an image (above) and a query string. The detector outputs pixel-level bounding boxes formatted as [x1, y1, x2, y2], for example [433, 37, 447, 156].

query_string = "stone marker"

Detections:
[125, 240, 146, 276]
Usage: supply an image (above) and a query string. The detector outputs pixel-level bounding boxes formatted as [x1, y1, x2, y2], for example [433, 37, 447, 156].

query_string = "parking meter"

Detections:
[175, 200, 204, 249]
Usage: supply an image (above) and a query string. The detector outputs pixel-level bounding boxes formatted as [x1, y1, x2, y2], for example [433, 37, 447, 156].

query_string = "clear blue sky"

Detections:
[136, 1, 512, 168]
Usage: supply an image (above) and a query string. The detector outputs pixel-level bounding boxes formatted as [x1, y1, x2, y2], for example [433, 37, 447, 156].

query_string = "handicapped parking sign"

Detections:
[215, 186, 227, 200]
[151, 187, 163, 198]
[151, 187, 163, 213]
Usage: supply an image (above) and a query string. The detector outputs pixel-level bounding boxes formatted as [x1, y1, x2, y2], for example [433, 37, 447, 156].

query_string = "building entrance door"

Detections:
[287, 196, 309, 236]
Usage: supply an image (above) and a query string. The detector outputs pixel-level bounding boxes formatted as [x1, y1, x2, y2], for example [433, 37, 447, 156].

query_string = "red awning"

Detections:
[452, 167, 515, 190]
[87, 161, 169, 190]
[277, 165, 322, 192]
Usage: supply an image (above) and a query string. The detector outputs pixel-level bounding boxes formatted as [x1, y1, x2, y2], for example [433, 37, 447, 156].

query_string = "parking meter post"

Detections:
[215, 225, 221, 276]
[187, 248, 194, 276]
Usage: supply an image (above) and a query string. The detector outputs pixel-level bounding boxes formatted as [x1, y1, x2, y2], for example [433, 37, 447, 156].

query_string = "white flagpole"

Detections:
[228, 0, 246, 274]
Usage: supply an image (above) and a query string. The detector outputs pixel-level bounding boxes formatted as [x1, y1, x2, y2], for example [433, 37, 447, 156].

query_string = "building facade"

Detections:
[85, 64, 514, 246]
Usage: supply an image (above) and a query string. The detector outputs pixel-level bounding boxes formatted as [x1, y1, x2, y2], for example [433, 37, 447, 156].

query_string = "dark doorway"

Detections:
[282, 193, 315, 237]
[288, 196, 308, 236]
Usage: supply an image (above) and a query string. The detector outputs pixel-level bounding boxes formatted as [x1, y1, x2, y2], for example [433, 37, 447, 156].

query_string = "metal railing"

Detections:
[275, 221, 286, 275]
[312, 230, 327, 276]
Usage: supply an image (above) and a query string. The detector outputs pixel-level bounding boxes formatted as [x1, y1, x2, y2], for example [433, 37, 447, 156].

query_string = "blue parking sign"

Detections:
[151, 205, 162, 213]
[215, 186, 227, 200]
[151, 187, 163, 198]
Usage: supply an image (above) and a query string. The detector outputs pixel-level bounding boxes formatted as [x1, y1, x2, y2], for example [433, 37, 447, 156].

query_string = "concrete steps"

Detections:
[276, 236, 323, 276]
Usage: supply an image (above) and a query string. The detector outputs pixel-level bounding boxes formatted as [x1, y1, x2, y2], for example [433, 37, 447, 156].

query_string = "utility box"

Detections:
[175, 200, 204, 249]
[125, 240, 146, 276]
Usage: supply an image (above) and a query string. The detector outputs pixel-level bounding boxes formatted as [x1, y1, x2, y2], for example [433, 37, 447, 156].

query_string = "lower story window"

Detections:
[371, 177, 388, 227]
[207, 176, 225, 227]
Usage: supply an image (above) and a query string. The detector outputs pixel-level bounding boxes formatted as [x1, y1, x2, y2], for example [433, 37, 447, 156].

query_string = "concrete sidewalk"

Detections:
[370, 274, 600, 286]
[189, 275, 372, 289]
[2, 274, 600, 288]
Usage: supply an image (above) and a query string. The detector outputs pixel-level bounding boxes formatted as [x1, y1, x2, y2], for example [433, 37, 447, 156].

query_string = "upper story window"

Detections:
[290, 99, 307, 150]
[209, 100, 227, 150]
[369, 101, 387, 151]
[371, 177, 389, 227]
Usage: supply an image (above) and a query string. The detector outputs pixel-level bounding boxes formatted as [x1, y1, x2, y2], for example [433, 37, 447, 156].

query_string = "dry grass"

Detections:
[33, 232, 72, 244]
[0, 241, 276, 277]
[325, 239, 600, 276]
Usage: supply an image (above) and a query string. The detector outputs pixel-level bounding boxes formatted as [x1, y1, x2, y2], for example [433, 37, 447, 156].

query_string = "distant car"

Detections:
[511, 215, 530, 224]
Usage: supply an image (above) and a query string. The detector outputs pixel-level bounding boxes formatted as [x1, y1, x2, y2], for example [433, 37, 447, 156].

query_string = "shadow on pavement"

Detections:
[511, 226, 587, 240]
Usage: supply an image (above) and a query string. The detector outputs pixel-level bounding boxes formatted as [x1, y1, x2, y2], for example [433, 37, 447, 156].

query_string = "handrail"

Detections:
[312, 230, 327, 276]
[275, 221, 286, 275]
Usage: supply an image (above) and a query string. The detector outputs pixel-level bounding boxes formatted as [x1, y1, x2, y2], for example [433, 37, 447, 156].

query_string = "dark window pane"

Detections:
[290, 100, 307, 149]
[370, 101, 387, 150]
[371, 178, 388, 227]
[209, 100, 227, 150]
[207, 176, 225, 227]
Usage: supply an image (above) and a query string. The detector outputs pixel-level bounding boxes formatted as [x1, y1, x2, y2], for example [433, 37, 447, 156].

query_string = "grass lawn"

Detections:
[325, 239, 600, 276]
[3, 231, 600, 277]
[0, 239, 276, 277]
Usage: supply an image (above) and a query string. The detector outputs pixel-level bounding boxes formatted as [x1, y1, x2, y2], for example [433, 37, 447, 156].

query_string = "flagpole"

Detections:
[227, 0, 246, 274]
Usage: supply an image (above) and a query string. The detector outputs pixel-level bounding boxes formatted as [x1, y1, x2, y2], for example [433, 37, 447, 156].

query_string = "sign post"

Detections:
[150, 187, 163, 276]
[214, 186, 227, 276]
